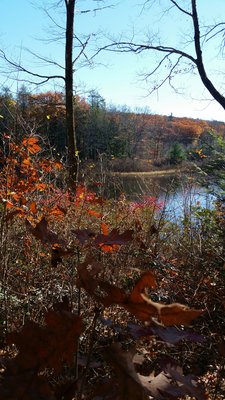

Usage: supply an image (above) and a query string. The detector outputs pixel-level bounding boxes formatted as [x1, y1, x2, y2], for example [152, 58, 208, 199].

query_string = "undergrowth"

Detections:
[0, 134, 224, 399]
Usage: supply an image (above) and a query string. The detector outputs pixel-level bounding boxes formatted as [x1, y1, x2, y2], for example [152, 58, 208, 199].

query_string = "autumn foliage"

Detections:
[0, 134, 224, 399]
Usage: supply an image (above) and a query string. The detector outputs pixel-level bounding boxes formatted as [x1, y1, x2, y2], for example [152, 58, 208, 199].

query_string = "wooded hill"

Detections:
[1, 88, 225, 166]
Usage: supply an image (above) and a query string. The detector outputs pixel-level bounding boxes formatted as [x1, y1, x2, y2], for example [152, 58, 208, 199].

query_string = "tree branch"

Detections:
[170, 0, 192, 17]
[191, 0, 225, 109]
[0, 50, 65, 84]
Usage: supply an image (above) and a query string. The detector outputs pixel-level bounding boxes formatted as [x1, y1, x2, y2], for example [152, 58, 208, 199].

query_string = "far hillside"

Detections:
[0, 87, 224, 171]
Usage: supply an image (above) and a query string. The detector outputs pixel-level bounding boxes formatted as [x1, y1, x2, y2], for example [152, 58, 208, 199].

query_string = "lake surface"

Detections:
[108, 172, 216, 220]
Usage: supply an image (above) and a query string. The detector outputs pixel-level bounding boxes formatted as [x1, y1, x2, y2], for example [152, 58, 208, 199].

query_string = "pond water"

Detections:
[108, 172, 216, 221]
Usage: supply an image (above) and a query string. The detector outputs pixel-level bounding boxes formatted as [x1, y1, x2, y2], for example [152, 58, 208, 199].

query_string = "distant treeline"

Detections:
[0, 87, 225, 166]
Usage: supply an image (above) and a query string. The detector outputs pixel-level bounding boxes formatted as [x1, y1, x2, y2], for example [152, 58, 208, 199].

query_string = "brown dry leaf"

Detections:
[105, 345, 207, 400]
[129, 271, 157, 303]
[6, 208, 25, 221]
[78, 269, 203, 326]
[161, 362, 207, 400]
[0, 371, 55, 400]
[105, 343, 149, 400]
[124, 301, 158, 322]
[26, 217, 66, 247]
[94, 280, 127, 307]
[7, 310, 83, 372]
[141, 294, 204, 326]
[76, 258, 102, 294]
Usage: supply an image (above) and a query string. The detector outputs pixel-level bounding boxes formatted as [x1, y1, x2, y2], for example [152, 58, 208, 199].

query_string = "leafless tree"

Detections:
[101, 0, 225, 110]
[0, 0, 113, 189]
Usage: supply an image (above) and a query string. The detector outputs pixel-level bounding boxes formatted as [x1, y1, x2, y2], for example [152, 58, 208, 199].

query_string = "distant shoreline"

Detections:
[111, 168, 184, 177]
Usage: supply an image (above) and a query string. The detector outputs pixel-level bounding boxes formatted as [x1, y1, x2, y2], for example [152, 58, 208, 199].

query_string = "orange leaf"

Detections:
[49, 205, 67, 217]
[35, 183, 47, 191]
[87, 209, 103, 218]
[141, 293, 204, 326]
[21, 157, 32, 167]
[100, 244, 120, 252]
[54, 161, 63, 170]
[101, 222, 109, 236]
[29, 201, 37, 214]
[5, 200, 14, 209]
[22, 137, 41, 154]
[130, 271, 157, 303]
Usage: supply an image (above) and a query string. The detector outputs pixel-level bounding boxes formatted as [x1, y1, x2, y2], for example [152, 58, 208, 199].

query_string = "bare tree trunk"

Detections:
[192, 0, 225, 110]
[65, 0, 78, 190]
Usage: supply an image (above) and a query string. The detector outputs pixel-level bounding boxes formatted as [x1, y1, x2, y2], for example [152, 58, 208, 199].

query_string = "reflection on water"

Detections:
[107, 173, 216, 220]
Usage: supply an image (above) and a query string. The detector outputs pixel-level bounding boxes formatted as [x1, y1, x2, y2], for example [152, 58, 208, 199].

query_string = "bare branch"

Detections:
[170, 0, 192, 17]
[204, 22, 225, 42]
[97, 41, 196, 64]
[77, 4, 114, 15]
[143, 55, 184, 94]
[43, 8, 65, 31]
[73, 34, 92, 64]
[191, 0, 225, 108]
[23, 48, 64, 70]
[0, 49, 65, 84]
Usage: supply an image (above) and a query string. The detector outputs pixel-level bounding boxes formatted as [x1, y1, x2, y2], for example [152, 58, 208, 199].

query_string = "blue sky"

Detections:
[0, 0, 224, 121]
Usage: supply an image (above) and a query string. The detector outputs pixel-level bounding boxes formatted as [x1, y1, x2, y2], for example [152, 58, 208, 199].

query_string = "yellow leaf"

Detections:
[46, 115, 51, 120]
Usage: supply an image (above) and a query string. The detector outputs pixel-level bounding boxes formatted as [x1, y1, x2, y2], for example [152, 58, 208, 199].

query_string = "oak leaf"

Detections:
[7, 310, 83, 372]
[26, 217, 66, 246]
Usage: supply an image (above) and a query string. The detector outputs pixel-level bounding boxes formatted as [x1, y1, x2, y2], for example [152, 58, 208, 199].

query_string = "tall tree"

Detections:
[0, 0, 113, 189]
[65, 0, 77, 186]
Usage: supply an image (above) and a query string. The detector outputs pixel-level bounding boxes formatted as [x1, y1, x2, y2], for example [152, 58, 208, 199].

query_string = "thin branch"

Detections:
[97, 41, 196, 63]
[0, 50, 65, 83]
[204, 22, 225, 42]
[43, 8, 65, 31]
[170, 0, 192, 17]
[77, 4, 114, 15]
[24, 48, 65, 70]
[73, 34, 92, 64]
[144, 55, 183, 94]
